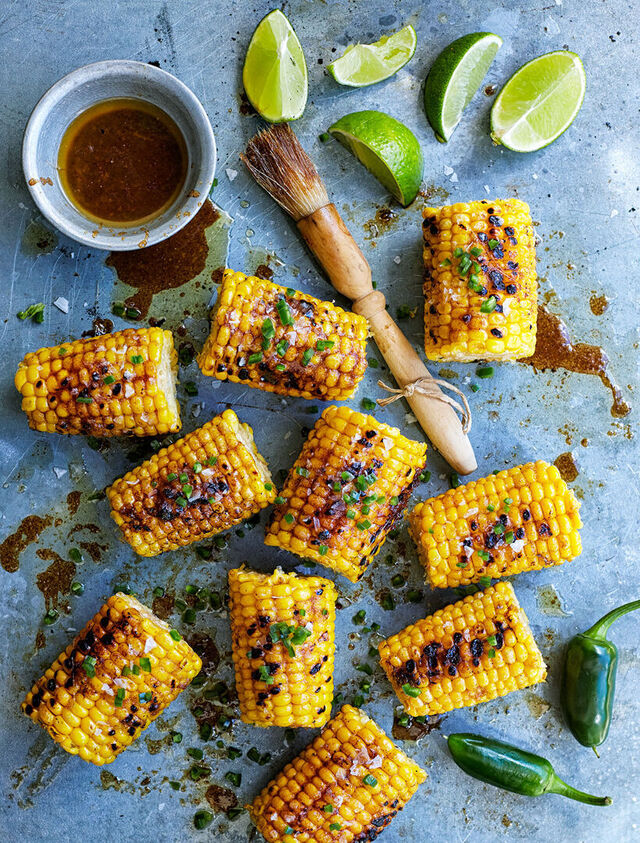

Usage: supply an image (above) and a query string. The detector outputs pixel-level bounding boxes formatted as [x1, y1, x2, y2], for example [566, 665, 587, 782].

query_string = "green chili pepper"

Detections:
[561, 598, 640, 752]
[447, 733, 611, 806]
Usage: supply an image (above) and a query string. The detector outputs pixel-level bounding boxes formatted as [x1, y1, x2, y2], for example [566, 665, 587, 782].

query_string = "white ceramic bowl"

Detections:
[22, 60, 216, 251]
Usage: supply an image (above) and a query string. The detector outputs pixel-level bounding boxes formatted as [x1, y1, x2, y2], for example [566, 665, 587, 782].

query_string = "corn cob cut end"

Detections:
[229, 566, 336, 728]
[379, 582, 546, 717]
[248, 704, 426, 842]
[14, 327, 180, 436]
[107, 410, 275, 557]
[21, 593, 201, 765]
[265, 404, 427, 583]
[409, 460, 582, 589]
[422, 199, 537, 362]
[198, 269, 368, 400]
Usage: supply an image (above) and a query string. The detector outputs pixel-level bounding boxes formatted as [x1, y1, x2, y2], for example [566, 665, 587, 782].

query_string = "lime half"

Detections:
[491, 51, 586, 152]
[424, 32, 502, 142]
[242, 9, 308, 122]
[328, 111, 423, 206]
[328, 24, 417, 87]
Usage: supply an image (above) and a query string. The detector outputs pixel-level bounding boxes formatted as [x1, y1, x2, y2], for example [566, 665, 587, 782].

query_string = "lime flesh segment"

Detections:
[424, 32, 502, 141]
[242, 9, 308, 122]
[328, 111, 423, 206]
[491, 51, 586, 152]
[328, 25, 417, 87]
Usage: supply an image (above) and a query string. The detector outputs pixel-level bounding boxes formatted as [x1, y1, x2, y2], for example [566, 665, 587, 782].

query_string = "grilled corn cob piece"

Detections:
[249, 704, 426, 842]
[21, 593, 201, 765]
[198, 269, 368, 400]
[409, 460, 582, 589]
[107, 409, 275, 556]
[264, 405, 427, 582]
[229, 567, 336, 728]
[14, 327, 180, 436]
[422, 198, 537, 361]
[379, 582, 546, 717]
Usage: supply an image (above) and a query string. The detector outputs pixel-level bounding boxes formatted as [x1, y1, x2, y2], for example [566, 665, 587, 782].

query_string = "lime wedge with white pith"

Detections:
[424, 32, 502, 142]
[491, 51, 586, 152]
[328, 111, 423, 206]
[328, 25, 417, 87]
[242, 9, 308, 122]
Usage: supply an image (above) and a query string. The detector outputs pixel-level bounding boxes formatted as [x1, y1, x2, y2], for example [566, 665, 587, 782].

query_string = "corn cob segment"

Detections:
[379, 582, 546, 717]
[229, 567, 336, 728]
[249, 704, 426, 842]
[409, 460, 582, 589]
[265, 405, 427, 582]
[107, 409, 275, 556]
[198, 269, 368, 400]
[21, 593, 201, 765]
[14, 327, 180, 436]
[422, 198, 537, 361]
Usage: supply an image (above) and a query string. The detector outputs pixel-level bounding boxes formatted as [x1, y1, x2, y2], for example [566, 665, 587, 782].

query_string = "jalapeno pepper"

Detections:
[447, 733, 611, 806]
[561, 598, 640, 751]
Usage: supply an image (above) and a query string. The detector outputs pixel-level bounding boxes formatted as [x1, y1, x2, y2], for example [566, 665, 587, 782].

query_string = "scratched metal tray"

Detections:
[1, 2, 638, 841]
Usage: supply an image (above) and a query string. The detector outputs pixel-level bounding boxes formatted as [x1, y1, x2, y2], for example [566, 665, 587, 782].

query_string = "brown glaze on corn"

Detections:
[264, 405, 427, 582]
[107, 409, 275, 556]
[21, 593, 201, 765]
[229, 567, 336, 728]
[198, 269, 368, 400]
[379, 582, 546, 717]
[422, 199, 537, 361]
[409, 461, 582, 589]
[14, 327, 180, 436]
[248, 704, 426, 842]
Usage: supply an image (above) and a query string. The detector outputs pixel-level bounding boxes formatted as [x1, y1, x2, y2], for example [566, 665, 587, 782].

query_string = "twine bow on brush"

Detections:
[376, 378, 473, 434]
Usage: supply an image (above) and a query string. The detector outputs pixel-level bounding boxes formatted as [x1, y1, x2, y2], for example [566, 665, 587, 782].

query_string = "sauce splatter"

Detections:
[536, 584, 571, 617]
[0, 514, 53, 573]
[82, 317, 114, 337]
[35, 550, 76, 609]
[106, 199, 220, 316]
[589, 293, 609, 315]
[521, 305, 630, 417]
[21, 220, 58, 255]
[554, 452, 579, 482]
[392, 710, 443, 741]
[152, 593, 175, 620]
[187, 633, 220, 676]
[205, 784, 238, 813]
[66, 491, 82, 517]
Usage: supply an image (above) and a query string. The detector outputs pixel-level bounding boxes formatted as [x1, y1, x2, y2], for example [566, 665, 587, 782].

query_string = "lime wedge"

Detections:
[328, 111, 423, 206]
[424, 32, 502, 142]
[491, 51, 586, 152]
[328, 25, 417, 87]
[242, 9, 308, 122]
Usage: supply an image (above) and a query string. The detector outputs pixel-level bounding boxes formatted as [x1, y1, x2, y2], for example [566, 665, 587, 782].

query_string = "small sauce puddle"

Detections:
[520, 305, 630, 418]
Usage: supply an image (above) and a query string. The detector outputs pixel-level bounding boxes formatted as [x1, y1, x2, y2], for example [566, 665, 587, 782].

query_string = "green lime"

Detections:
[424, 32, 502, 142]
[242, 9, 308, 122]
[491, 50, 586, 152]
[328, 111, 423, 206]
[328, 24, 417, 87]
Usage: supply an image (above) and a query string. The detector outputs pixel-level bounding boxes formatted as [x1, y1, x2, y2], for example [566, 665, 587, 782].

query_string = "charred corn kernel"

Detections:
[107, 409, 275, 557]
[21, 593, 200, 765]
[379, 582, 546, 717]
[264, 405, 427, 582]
[249, 704, 425, 842]
[14, 328, 180, 436]
[198, 269, 368, 400]
[229, 567, 336, 728]
[422, 199, 537, 362]
[409, 460, 582, 589]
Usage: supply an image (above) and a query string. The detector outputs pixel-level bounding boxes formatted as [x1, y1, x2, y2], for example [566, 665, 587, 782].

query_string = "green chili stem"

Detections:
[549, 774, 612, 806]
[585, 599, 640, 640]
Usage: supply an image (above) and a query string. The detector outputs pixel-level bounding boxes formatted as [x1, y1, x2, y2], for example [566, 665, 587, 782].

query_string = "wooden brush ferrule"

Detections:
[297, 204, 373, 301]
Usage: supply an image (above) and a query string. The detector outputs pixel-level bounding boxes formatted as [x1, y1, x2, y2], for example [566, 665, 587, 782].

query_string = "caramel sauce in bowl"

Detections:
[23, 60, 216, 250]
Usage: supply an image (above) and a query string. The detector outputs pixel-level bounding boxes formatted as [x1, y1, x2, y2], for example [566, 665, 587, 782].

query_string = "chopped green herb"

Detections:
[76, 396, 93, 404]
[361, 398, 376, 411]
[261, 318, 275, 342]
[469, 246, 482, 257]
[456, 561, 468, 568]
[114, 688, 125, 707]
[493, 524, 504, 536]
[176, 496, 188, 508]
[357, 519, 372, 531]
[276, 339, 289, 356]
[225, 771, 241, 787]
[316, 339, 335, 351]
[284, 513, 294, 524]
[381, 593, 395, 611]
[169, 781, 180, 791]
[329, 823, 342, 831]
[276, 298, 294, 326]
[401, 683, 421, 698]
[319, 132, 330, 143]
[139, 691, 152, 703]
[390, 495, 399, 506]
[275, 363, 286, 372]
[139, 657, 151, 672]
[318, 544, 328, 556]
[171, 730, 182, 743]
[476, 366, 494, 379]
[477, 549, 490, 562]
[363, 774, 378, 787]
[103, 374, 115, 385]
[407, 589, 423, 603]
[17, 302, 45, 321]
[488, 648, 497, 658]
[346, 509, 356, 519]
[207, 456, 218, 466]
[504, 497, 513, 507]
[193, 810, 213, 830]
[488, 239, 499, 249]
[480, 296, 498, 314]
[71, 581, 84, 595]
[323, 804, 333, 813]
[130, 354, 143, 365]
[248, 351, 263, 365]
[487, 503, 495, 512]
[286, 287, 296, 297]
[169, 628, 181, 641]
[182, 608, 196, 625]
[82, 656, 97, 677]
[227, 746, 242, 759]
[227, 807, 246, 820]
[274, 496, 286, 505]
[391, 574, 405, 587]
[396, 304, 414, 320]
[301, 348, 314, 366]
[419, 471, 431, 482]
[182, 484, 193, 497]
[353, 609, 366, 624]
[450, 473, 461, 489]
[296, 466, 309, 477]
[184, 381, 198, 396]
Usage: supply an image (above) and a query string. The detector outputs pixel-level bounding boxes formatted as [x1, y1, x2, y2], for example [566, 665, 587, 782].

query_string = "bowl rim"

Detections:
[22, 59, 216, 251]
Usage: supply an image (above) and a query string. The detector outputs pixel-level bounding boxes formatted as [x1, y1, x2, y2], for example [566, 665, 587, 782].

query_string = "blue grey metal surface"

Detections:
[1, 1, 638, 841]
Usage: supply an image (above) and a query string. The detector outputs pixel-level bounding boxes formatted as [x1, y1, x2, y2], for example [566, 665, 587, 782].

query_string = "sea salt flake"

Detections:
[53, 296, 69, 313]
[443, 164, 454, 175]
[450, 173, 459, 183]
[53, 467, 67, 478]
[226, 168, 238, 181]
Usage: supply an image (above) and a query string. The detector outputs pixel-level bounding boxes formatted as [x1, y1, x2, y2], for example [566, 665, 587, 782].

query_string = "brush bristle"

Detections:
[242, 124, 329, 221]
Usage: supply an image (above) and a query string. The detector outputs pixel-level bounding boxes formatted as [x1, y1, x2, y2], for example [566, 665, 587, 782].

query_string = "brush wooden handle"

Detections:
[297, 204, 477, 475]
